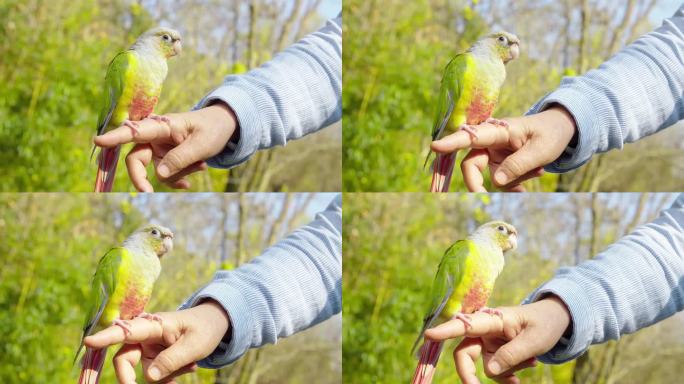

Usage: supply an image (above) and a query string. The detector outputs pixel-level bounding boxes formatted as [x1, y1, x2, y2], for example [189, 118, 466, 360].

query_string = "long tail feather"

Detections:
[411, 340, 443, 384]
[429, 152, 456, 192]
[94, 146, 121, 192]
[78, 347, 107, 384]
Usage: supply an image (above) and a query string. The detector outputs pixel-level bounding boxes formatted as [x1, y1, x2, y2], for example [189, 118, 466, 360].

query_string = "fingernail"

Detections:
[489, 360, 502, 375]
[158, 164, 170, 178]
[494, 170, 508, 185]
[149, 366, 161, 380]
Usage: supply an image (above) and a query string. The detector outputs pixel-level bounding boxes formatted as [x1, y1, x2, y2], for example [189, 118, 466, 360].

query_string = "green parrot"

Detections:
[411, 221, 517, 384]
[427, 32, 520, 192]
[75, 225, 173, 384]
[94, 27, 182, 192]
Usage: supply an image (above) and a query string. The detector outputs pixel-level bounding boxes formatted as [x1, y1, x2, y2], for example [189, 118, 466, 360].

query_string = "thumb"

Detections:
[157, 136, 206, 179]
[146, 335, 203, 382]
[492, 142, 545, 187]
[487, 330, 541, 376]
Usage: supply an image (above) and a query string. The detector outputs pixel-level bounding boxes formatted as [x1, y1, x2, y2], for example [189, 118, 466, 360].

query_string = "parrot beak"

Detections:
[507, 233, 518, 252]
[161, 235, 174, 256]
[508, 43, 520, 62]
[172, 39, 182, 56]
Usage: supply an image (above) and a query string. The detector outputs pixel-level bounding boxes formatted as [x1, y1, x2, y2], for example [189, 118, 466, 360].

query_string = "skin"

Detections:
[431, 105, 578, 192]
[424, 295, 571, 384]
[93, 103, 237, 192]
[84, 299, 230, 384]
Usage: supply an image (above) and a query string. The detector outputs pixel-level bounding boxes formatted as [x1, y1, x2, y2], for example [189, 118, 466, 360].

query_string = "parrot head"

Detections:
[472, 31, 520, 64]
[134, 27, 182, 58]
[472, 221, 518, 252]
[129, 224, 174, 257]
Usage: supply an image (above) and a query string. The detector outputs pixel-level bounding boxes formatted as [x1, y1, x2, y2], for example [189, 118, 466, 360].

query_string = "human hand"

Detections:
[430, 106, 577, 192]
[424, 295, 571, 384]
[84, 300, 230, 384]
[94, 103, 238, 192]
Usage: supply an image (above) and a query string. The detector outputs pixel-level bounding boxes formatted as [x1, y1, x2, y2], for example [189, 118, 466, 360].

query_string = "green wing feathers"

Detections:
[74, 247, 127, 364]
[96, 51, 133, 136]
[411, 240, 469, 355]
[430, 54, 470, 141]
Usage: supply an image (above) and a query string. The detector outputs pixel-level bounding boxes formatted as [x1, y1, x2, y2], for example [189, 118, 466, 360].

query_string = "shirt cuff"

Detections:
[178, 279, 253, 368]
[527, 87, 602, 173]
[194, 83, 263, 169]
[523, 277, 595, 364]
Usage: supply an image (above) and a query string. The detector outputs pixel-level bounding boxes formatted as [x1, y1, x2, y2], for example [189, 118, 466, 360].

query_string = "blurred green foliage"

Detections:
[0, 0, 340, 192]
[342, 0, 684, 192]
[0, 193, 341, 383]
[342, 193, 684, 383]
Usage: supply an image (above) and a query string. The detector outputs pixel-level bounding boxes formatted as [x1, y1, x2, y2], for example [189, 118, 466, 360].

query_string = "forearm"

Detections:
[179, 194, 342, 367]
[195, 15, 342, 169]
[524, 193, 684, 364]
[527, 5, 684, 172]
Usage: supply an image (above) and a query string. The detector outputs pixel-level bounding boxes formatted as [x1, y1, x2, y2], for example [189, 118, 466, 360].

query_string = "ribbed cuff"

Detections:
[524, 277, 595, 364]
[527, 87, 603, 173]
[179, 280, 253, 368]
[194, 83, 264, 169]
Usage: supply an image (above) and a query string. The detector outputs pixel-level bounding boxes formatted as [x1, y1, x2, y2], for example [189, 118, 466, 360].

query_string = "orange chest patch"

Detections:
[119, 289, 150, 320]
[465, 89, 497, 125]
[461, 281, 492, 314]
[128, 91, 159, 121]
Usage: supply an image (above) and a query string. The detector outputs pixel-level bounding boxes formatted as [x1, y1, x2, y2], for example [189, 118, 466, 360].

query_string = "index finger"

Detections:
[84, 317, 164, 349]
[431, 122, 512, 153]
[424, 311, 505, 341]
[94, 118, 171, 148]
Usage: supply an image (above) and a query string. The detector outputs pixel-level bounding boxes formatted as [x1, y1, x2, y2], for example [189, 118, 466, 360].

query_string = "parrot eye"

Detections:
[497, 225, 506, 232]
[151, 229, 159, 236]
[498, 36, 506, 43]
[162, 34, 171, 42]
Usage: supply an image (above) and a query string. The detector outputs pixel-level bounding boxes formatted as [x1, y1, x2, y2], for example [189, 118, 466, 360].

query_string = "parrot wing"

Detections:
[90, 50, 133, 159]
[423, 53, 470, 168]
[74, 247, 128, 364]
[410, 240, 469, 355]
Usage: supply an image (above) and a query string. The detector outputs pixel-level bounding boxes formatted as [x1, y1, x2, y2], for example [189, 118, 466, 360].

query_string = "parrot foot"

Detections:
[478, 306, 504, 319]
[485, 117, 509, 128]
[137, 312, 163, 325]
[452, 312, 473, 329]
[122, 120, 141, 136]
[112, 319, 133, 337]
[148, 114, 171, 124]
[458, 124, 479, 140]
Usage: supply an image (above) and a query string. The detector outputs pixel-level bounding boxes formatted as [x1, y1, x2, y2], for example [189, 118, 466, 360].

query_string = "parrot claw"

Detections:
[452, 312, 473, 329]
[113, 319, 133, 337]
[137, 312, 163, 325]
[458, 124, 479, 140]
[485, 117, 509, 128]
[122, 120, 141, 136]
[148, 114, 170, 124]
[478, 306, 504, 319]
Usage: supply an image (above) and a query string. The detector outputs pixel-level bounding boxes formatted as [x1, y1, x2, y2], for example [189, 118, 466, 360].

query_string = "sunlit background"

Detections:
[343, 192, 684, 383]
[0, 192, 341, 383]
[343, 0, 684, 192]
[0, 0, 341, 192]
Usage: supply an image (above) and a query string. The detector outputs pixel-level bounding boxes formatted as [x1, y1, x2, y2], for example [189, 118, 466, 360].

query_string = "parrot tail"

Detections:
[429, 152, 456, 192]
[411, 339, 443, 384]
[94, 146, 121, 192]
[78, 347, 107, 384]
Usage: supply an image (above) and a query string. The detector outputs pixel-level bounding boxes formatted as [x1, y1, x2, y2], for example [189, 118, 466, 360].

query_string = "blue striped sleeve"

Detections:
[179, 194, 342, 367]
[527, 5, 684, 172]
[524, 193, 684, 364]
[194, 15, 342, 169]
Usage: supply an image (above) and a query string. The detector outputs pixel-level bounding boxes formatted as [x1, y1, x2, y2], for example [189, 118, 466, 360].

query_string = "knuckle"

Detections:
[153, 352, 179, 375]
[502, 157, 524, 179]
[496, 345, 518, 368]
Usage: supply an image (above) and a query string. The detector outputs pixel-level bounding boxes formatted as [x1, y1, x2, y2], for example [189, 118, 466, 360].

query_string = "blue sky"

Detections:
[318, 0, 341, 19]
